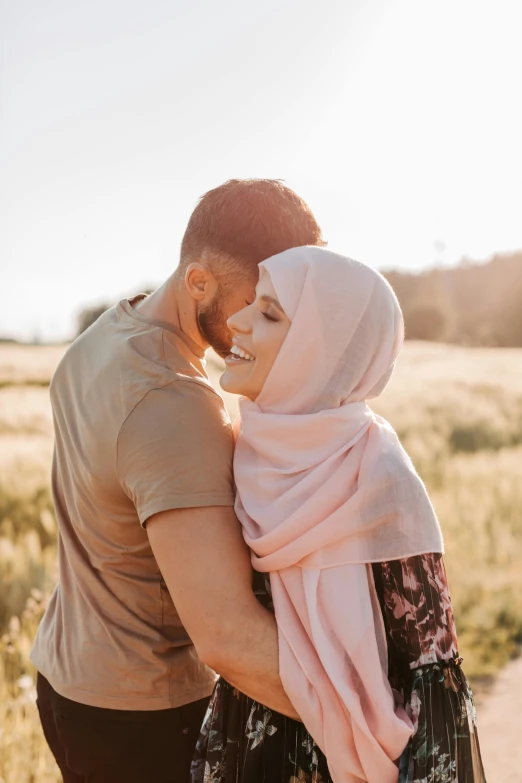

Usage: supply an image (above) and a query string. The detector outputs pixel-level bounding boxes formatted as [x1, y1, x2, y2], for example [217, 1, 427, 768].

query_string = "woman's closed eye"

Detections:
[262, 311, 279, 322]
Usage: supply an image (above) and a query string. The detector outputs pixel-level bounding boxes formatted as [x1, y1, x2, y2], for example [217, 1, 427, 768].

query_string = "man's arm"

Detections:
[147, 505, 300, 720]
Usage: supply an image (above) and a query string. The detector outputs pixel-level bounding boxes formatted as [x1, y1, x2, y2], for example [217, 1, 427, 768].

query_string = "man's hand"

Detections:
[147, 505, 300, 721]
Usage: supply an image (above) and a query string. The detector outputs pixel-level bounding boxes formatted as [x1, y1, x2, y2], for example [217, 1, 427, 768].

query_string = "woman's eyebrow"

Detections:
[259, 295, 285, 312]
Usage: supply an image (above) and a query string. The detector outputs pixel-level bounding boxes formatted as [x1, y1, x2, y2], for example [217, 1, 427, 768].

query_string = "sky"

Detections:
[1, 0, 522, 342]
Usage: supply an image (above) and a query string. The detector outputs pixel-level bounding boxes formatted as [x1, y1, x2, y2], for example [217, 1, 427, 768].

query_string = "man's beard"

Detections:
[197, 296, 232, 359]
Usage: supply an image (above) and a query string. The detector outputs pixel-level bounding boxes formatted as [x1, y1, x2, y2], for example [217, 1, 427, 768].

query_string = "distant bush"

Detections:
[76, 284, 157, 337]
[77, 303, 111, 336]
[450, 423, 508, 453]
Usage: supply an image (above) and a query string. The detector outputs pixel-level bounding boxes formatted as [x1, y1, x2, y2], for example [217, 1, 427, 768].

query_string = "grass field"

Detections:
[1, 341, 522, 782]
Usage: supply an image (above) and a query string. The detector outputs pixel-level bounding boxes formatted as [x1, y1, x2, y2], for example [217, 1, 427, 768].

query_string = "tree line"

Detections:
[77, 253, 522, 347]
[384, 252, 522, 346]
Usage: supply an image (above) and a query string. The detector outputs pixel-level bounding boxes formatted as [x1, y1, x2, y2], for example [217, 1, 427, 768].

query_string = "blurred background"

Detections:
[1, 0, 521, 780]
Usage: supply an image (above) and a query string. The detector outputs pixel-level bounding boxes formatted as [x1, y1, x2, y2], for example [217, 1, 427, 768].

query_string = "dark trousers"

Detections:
[36, 673, 209, 783]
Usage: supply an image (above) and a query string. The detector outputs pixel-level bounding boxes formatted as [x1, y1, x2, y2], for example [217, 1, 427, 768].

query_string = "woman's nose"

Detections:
[227, 306, 251, 334]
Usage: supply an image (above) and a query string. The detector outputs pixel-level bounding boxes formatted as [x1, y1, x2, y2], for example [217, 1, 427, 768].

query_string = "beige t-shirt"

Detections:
[31, 296, 235, 709]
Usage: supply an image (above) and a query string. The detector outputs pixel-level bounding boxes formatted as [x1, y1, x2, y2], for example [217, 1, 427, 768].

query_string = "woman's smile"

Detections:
[220, 271, 291, 400]
[225, 344, 256, 363]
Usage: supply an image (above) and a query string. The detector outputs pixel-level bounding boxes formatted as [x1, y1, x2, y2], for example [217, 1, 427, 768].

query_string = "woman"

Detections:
[191, 247, 486, 783]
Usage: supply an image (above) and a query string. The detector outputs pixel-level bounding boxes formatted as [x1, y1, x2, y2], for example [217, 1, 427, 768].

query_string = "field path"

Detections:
[477, 655, 522, 782]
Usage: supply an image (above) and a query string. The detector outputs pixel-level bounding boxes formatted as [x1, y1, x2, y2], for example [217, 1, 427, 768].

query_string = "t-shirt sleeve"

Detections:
[117, 380, 235, 526]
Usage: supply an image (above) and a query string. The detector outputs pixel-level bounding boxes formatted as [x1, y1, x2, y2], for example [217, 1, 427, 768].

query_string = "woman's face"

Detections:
[220, 272, 291, 401]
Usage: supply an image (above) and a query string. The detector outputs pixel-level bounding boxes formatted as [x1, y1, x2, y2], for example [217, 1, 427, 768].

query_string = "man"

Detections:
[32, 179, 325, 783]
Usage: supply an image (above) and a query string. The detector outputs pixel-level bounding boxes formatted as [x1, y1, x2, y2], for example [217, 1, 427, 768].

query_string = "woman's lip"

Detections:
[224, 355, 255, 365]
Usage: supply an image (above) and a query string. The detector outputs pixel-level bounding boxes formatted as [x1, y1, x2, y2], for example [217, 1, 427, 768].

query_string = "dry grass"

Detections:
[1, 341, 522, 781]
[0, 344, 67, 387]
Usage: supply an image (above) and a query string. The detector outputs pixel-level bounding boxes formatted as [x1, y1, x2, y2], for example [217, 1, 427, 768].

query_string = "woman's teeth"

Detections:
[229, 345, 255, 361]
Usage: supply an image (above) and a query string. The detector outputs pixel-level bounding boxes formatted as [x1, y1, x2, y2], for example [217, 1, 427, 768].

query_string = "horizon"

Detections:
[2, 0, 522, 341]
[0, 252, 509, 345]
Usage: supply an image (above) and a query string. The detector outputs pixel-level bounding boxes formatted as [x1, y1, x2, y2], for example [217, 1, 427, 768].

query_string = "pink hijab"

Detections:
[233, 246, 444, 783]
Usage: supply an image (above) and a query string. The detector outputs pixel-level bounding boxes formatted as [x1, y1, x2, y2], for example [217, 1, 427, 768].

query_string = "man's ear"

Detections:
[184, 262, 218, 303]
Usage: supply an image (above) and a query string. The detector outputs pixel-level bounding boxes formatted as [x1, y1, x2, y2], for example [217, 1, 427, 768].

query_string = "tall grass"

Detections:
[0, 470, 59, 783]
[0, 590, 60, 783]
[1, 341, 522, 780]
[368, 345, 522, 678]
[419, 449, 522, 678]
[0, 347, 63, 781]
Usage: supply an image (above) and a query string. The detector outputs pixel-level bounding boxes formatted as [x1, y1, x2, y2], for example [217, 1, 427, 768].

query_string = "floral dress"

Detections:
[191, 554, 486, 783]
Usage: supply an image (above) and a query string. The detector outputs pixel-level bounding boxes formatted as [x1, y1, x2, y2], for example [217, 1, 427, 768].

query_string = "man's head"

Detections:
[176, 179, 325, 357]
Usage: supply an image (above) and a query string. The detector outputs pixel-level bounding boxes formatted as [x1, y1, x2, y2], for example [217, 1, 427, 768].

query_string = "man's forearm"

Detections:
[208, 601, 300, 721]
[146, 507, 300, 720]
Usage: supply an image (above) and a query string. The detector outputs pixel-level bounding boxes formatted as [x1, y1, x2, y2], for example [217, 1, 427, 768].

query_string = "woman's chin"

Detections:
[220, 367, 258, 401]
[220, 367, 246, 396]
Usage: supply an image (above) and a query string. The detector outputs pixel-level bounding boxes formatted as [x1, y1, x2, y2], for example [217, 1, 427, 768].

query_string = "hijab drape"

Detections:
[233, 246, 444, 783]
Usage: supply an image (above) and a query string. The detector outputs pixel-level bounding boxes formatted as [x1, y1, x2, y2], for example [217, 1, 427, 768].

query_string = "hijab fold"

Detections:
[233, 247, 444, 783]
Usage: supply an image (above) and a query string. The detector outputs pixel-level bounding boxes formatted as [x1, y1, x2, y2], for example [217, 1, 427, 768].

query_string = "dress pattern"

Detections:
[191, 554, 486, 783]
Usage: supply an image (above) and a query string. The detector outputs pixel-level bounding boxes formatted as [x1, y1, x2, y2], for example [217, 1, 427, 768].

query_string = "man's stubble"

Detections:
[197, 295, 232, 360]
